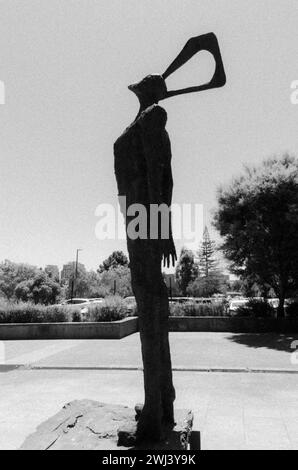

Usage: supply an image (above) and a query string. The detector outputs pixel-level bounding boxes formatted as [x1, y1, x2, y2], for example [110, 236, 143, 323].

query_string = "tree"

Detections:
[189, 226, 227, 297]
[187, 272, 227, 297]
[98, 250, 129, 273]
[15, 271, 61, 305]
[62, 270, 99, 299]
[60, 262, 87, 299]
[96, 266, 133, 297]
[61, 262, 86, 284]
[175, 248, 198, 295]
[45, 265, 60, 282]
[0, 260, 38, 300]
[214, 154, 298, 317]
[198, 226, 217, 277]
[227, 278, 244, 293]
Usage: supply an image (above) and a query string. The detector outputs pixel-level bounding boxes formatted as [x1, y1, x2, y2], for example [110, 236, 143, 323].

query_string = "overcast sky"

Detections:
[0, 0, 298, 271]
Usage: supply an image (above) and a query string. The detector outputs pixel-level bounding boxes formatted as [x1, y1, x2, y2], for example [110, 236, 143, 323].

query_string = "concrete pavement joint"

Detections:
[2, 364, 297, 374]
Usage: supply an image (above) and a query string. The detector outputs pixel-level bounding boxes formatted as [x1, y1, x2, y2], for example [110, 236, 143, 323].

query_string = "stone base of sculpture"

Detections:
[20, 400, 196, 450]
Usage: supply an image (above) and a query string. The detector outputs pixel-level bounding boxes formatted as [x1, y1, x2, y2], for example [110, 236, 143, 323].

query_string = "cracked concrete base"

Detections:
[20, 399, 194, 450]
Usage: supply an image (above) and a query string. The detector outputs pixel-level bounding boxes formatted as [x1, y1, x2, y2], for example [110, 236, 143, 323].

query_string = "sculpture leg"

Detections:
[129, 242, 163, 441]
[160, 283, 176, 425]
[136, 290, 163, 441]
[128, 240, 175, 441]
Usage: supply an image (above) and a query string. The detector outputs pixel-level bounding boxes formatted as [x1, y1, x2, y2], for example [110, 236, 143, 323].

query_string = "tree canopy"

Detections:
[175, 248, 199, 296]
[15, 271, 61, 305]
[0, 260, 38, 300]
[214, 154, 298, 316]
[98, 250, 129, 273]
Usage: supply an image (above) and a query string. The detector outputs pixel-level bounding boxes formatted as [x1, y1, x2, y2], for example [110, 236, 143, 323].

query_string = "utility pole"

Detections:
[70, 248, 82, 303]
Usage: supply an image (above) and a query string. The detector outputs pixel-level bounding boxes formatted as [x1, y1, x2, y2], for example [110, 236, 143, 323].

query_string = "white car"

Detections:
[88, 298, 104, 305]
[268, 298, 279, 309]
[59, 298, 91, 316]
[63, 298, 90, 305]
[229, 298, 249, 315]
[61, 298, 103, 316]
[124, 296, 137, 314]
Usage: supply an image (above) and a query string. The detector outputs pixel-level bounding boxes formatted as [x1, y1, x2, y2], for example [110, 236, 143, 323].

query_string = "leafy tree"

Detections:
[96, 266, 132, 298]
[175, 248, 198, 296]
[45, 265, 60, 282]
[0, 260, 38, 300]
[198, 226, 217, 277]
[214, 154, 298, 317]
[61, 262, 86, 284]
[227, 278, 244, 293]
[15, 272, 61, 305]
[62, 265, 133, 299]
[98, 251, 129, 273]
[187, 271, 227, 297]
[60, 262, 87, 299]
[72, 271, 102, 298]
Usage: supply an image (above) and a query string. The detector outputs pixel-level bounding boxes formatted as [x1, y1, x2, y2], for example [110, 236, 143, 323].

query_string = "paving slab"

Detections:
[2, 332, 298, 371]
[1, 332, 298, 450]
[0, 368, 297, 450]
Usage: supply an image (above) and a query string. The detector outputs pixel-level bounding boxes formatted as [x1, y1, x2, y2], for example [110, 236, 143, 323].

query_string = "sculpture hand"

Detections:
[162, 238, 177, 268]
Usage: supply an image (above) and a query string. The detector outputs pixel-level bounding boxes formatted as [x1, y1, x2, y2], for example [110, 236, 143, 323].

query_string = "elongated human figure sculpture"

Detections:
[114, 33, 226, 442]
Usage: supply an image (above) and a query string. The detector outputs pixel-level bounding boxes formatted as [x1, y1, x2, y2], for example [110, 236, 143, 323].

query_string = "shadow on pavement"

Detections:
[227, 333, 297, 352]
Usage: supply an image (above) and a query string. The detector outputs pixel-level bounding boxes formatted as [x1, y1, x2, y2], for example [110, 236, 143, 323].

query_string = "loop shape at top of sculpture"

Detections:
[161, 32, 226, 100]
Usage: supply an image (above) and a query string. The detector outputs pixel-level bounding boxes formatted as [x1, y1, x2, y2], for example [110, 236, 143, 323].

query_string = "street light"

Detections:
[70, 248, 82, 302]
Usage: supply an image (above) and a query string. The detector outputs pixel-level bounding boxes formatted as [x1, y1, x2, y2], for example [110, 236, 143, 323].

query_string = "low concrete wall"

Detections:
[1, 316, 297, 340]
[0, 317, 138, 340]
[169, 316, 298, 333]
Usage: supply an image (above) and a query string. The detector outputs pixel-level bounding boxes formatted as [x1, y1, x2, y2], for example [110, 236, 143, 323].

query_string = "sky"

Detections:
[0, 0, 298, 272]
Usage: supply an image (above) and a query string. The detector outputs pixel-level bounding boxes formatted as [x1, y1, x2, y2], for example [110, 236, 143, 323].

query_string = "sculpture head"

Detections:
[128, 74, 167, 108]
[128, 32, 226, 109]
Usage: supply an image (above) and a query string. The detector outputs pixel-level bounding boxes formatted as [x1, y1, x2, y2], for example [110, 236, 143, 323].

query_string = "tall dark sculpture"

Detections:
[114, 33, 226, 442]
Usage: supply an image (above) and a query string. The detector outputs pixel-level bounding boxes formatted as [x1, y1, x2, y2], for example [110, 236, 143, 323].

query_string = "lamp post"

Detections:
[70, 248, 82, 302]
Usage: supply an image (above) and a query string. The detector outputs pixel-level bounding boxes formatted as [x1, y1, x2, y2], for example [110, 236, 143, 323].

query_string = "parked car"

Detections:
[193, 298, 213, 305]
[123, 296, 137, 314]
[63, 298, 90, 305]
[60, 298, 103, 318]
[268, 298, 279, 309]
[88, 298, 104, 304]
[228, 298, 249, 315]
[169, 297, 194, 304]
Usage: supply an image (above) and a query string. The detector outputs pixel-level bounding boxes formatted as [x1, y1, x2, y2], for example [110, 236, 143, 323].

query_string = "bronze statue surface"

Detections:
[114, 32, 226, 442]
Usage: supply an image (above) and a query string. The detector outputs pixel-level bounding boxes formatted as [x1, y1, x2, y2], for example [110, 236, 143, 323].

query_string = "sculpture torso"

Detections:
[114, 104, 173, 229]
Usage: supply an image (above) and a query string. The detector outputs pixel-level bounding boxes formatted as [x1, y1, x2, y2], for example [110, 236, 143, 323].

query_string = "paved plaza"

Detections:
[1, 332, 298, 450]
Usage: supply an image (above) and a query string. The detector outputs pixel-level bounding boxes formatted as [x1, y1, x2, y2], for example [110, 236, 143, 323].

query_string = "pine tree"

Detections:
[198, 226, 217, 277]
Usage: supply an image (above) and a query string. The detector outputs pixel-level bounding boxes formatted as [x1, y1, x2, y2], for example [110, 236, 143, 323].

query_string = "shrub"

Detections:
[43, 305, 76, 322]
[234, 300, 275, 318]
[170, 301, 226, 317]
[286, 301, 298, 318]
[0, 301, 73, 323]
[86, 295, 128, 322]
